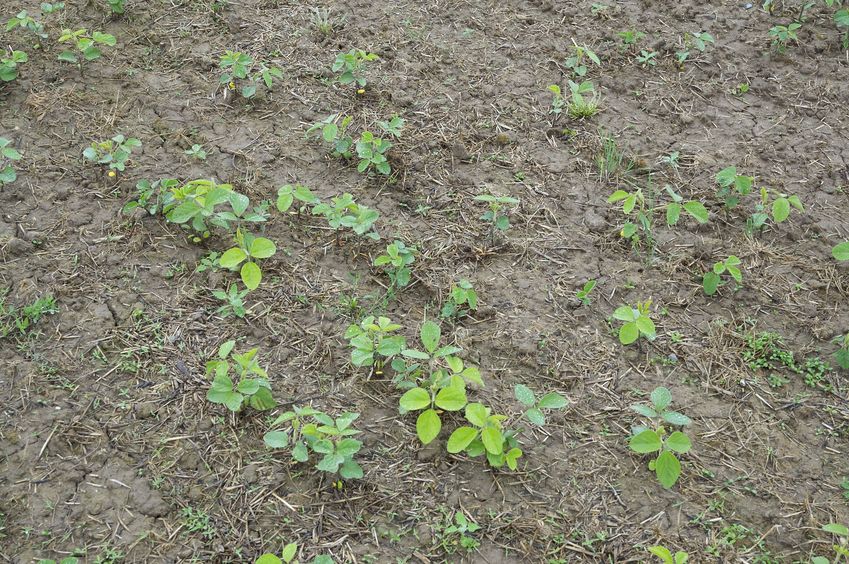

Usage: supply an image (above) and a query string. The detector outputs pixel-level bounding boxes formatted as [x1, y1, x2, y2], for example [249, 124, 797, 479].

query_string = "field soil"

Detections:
[2, 0, 849, 562]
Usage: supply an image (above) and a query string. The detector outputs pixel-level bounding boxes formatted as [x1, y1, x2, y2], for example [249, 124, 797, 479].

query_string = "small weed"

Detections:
[769, 22, 801, 52]
[345, 316, 405, 374]
[332, 49, 378, 88]
[312, 193, 380, 243]
[0, 294, 58, 338]
[675, 31, 714, 66]
[219, 51, 283, 99]
[648, 545, 688, 563]
[563, 40, 601, 77]
[83, 134, 141, 172]
[437, 511, 481, 553]
[180, 507, 215, 540]
[184, 144, 207, 160]
[576, 279, 597, 305]
[212, 285, 248, 318]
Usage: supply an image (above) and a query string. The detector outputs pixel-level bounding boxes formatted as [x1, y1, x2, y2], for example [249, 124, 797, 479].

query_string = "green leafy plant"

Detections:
[746, 187, 803, 234]
[397, 321, 483, 445]
[0, 294, 58, 338]
[612, 300, 656, 345]
[440, 280, 478, 319]
[312, 193, 379, 242]
[675, 31, 714, 66]
[219, 50, 283, 99]
[105, 0, 125, 14]
[446, 402, 522, 470]
[58, 29, 116, 64]
[648, 545, 688, 563]
[355, 130, 392, 175]
[576, 279, 597, 305]
[332, 49, 378, 87]
[0, 49, 28, 83]
[811, 523, 849, 564]
[206, 340, 276, 412]
[264, 407, 363, 479]
[832, 333, 849, 371]
[715, 166, 754, 208]
[256, 543, 297, 564]
[769, 22, 801, 52]
[344, 316, 406, 374]
[213, 285, 249, 318]
[618, 29, 646, 50]
[307, 114, 354, 158]
[548, 84, 566, 115]
[219, 228, 277, 291]
[636, 49, 658, 67]
[836, 8, 849, 49]
[834, 241, 849, 262]
[165, 180, 267, 239]
[184, 144, 207, 160]
[0, 137, 22, 187]
[703, 256, 742, 296]
[564, 40, 601, 77]
[83, 134, 141, 172]
[513, 384, 568, 425]
[629, 387, 692, 488]
[374, 240, 417, 291]
[122, 178, 179, 215]
[377, 115, 404, 138]
[474, 193, 519, 236]
[6, 11, 47, 40]
[566, 80, 601, 117]
[438, 511, 481, 553]
[276, 183, 319, 214]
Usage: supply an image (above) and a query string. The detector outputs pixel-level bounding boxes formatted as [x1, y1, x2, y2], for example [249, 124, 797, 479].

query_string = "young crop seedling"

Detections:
[6, 11, 47, 41]
[440, 279, 478, 319]
[219, 50, 283, 99]
[0, 49, 28, 83]
[636, 49, 658, 67]
[213, 285, 249, 318]
[332, 49, 378, 88]
[355, 130, 393, 175]
[184, 144, 207, 160]
[837, 8, 849, 49]
[613, 300, 656, 345]
[618, 29, 646, 51]
[446, 402, 522, 470]
[58, 29, 116, 64]
[675, 31, 714, 66]
[312, 193, 380, 242]
[83, 134, 141, 172]
[122, 178, 179, 215]
[276, 183, 319, 215]
[106, 0, 126, 14]
[0, 137, 22, 187]
[439, 511, 481, 553]
[374, 240, 417, 292]
[256, 542, 297, 564]
[263, 407, 364, 479]
[398, 321, 483, 445]
[715, 166, 754, 208]
[345, 316, 406, 375]
[576, 279, 597, 305]
[513, 384, 568, 425]
[307, 114, 354, 158]
[629, 387, 692, 488]
[769, 22, 801, 52]
[474, 193, 519, 237]
[206, 340, 276, 412]
[564, 40, 601, 77]
[746, 187, 803, 234]
[811, 523, 849, 563]
[219, 228, 277, 291]
[648, 545, 688, 563]
[703, 256, 742, 296]
[165, 180, 267, 240]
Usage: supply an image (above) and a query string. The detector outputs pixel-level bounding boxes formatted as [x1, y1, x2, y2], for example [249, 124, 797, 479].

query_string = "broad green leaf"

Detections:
[481, 426, 503, 455]
[524, 408, 545, 426]
[339, 459, 363, 479]
[263, 431, 289, 448]
[464, 403, 488, 427]
[505, 447, 522, 470]
[715, 166, 737, 187]
[416, 409, 441, 444]
[256, 554, 283, 564]
[666, 431, 692, 453]
[241, 261, 262, 290]
[249, 387, 276, 410]
[636, 316, 655, 338]
[823, 523, 849, 536]
[666, 203, 681, 226]
[249, 237, 277, 258]
[336, 438, 362, 457]
[513, 384, 536, 406]
[655, 450, 681, 488]
[434, 385, 467, 411]
[607, 189, 629, 203]
[629, 429, 662, 453]
[683, 201, 708, 223]
[316, 453, 344, 473]
[612, 305, 635, 321]
[446, 426, 478, 453]
[631, 404, 658, 418]
[236, 378, 260, 395]
[281, 542, 298, 563]
[703, 271, 720, 296]
[772, 197, 790, 222]
[650, 387, 672, 410]
[401, 348, 430, 360]
[420, 321, 441, 353]
[832, 241, 849, 261]
[619, 322, 639, 344]
[538, 392, 567, 409]
[662, 411, 692, 426]
[399, 387, 430, 412]
[292, 442, 309, 462]
[219, 247, 247, 269]
[647, 546, 673, 563]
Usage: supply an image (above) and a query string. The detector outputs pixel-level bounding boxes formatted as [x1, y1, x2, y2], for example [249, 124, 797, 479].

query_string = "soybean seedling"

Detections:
[83, 134, 141, 172]
[374, 240, 417, 292]
[675, 31, 714, 66]
[276, 183, 319, 215]
[440, 280, 478, 319]
[564, 40, 601, 77]
[703, 256, 742, 296]
[513, 384, 568, 425]
[446, 402, 523, 470]
[0, 49, 28, 83]
[576, 279, 597, 305]
[833, 242, 849, 262]
[355, 130, 393, 175]
[213, 285, 249, 318]
[811, 523, 849, 564]
[833, 333, 849, 371]
[648, 546, 688, 563]
[184, 144, 207, 160]
[256, 542, 297, 564]
[219, 51, 283, 99]
[769, 22, 801, 52]
[122, 178, 179, 216]
[264, 407, 364, 479]
[0, 137, 22, 187]
[746, 187, 803, 234]
[165, 180, 267, 240]
[612, 300, 656, 345]
[307, 114, 354, 158]
[397, 321, 483, 445]
[312, 193, 380, 243]
[6, 11, 47, 42]
[206, 340, 276, 412]
[58, 29, 116, 65]
[475, 193, 519, 237]
[837, 8, 849, 50]
[715, 166, 754, 208]
[629, 387, 692, 488]
[106, 0, 126, 14]
[332, 49, 378, 88]
[344, 315, 406, 375]
[219, 228, 277, 291]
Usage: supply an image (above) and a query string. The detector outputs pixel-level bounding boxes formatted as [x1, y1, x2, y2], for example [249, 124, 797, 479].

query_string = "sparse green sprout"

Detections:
[576, 279, 596, 305]
[703, 256, 742, 296]
[715, 166, 754, 208]
[441, 280, 478, 319]
[58, 29, 116, 64]
[264, 407, 363, 479]
[377, 115, 405, 138]
[474, 193, 519, 233]
[676, 31, 714, 66]
[548, 84, 566, 115]
[734, 82, 750, 95]
[276, 183, 319, 214]
[440, 511, 481, 553]
[769, 22, 801, 52]
[206, 340, 276, 412]
[184, 144, 207, 160]
[307, 114, 354, 158]
[564, 40, 601, 77]
[566, 79, 601, 117]
[219, 51, 283, 99]
[618, 29, 646, 50]
[746, 187, 803, 234]
[122, 178, 178, 215]
[0, 49, 28, 83]
[6, 11, 46, 40]
[83, 134, 141, 172]
[374, 240, 417, 290]
[0, 137, 22, 187]
[312, 193, 380, 242]
[636, 49, 658, 67]
[310, 7, 341, 36]
[332, 49, 378, 87]
[513, 384, 567, 425]
[219, 228, 277, 291]
[106, 0, 126, 14]
[629, 387, 692, 488]
[446, 403, 522, 470]
[345, 315, 406, 373]
[613, 300, 655, 345]
[213, 285, 248, 318]
[648, 545, 688, 563]
[0, 294, 58, 338]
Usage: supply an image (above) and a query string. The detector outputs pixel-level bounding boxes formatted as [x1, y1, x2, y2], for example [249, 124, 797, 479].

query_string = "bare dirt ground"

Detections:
[2, 0, 849, 562]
